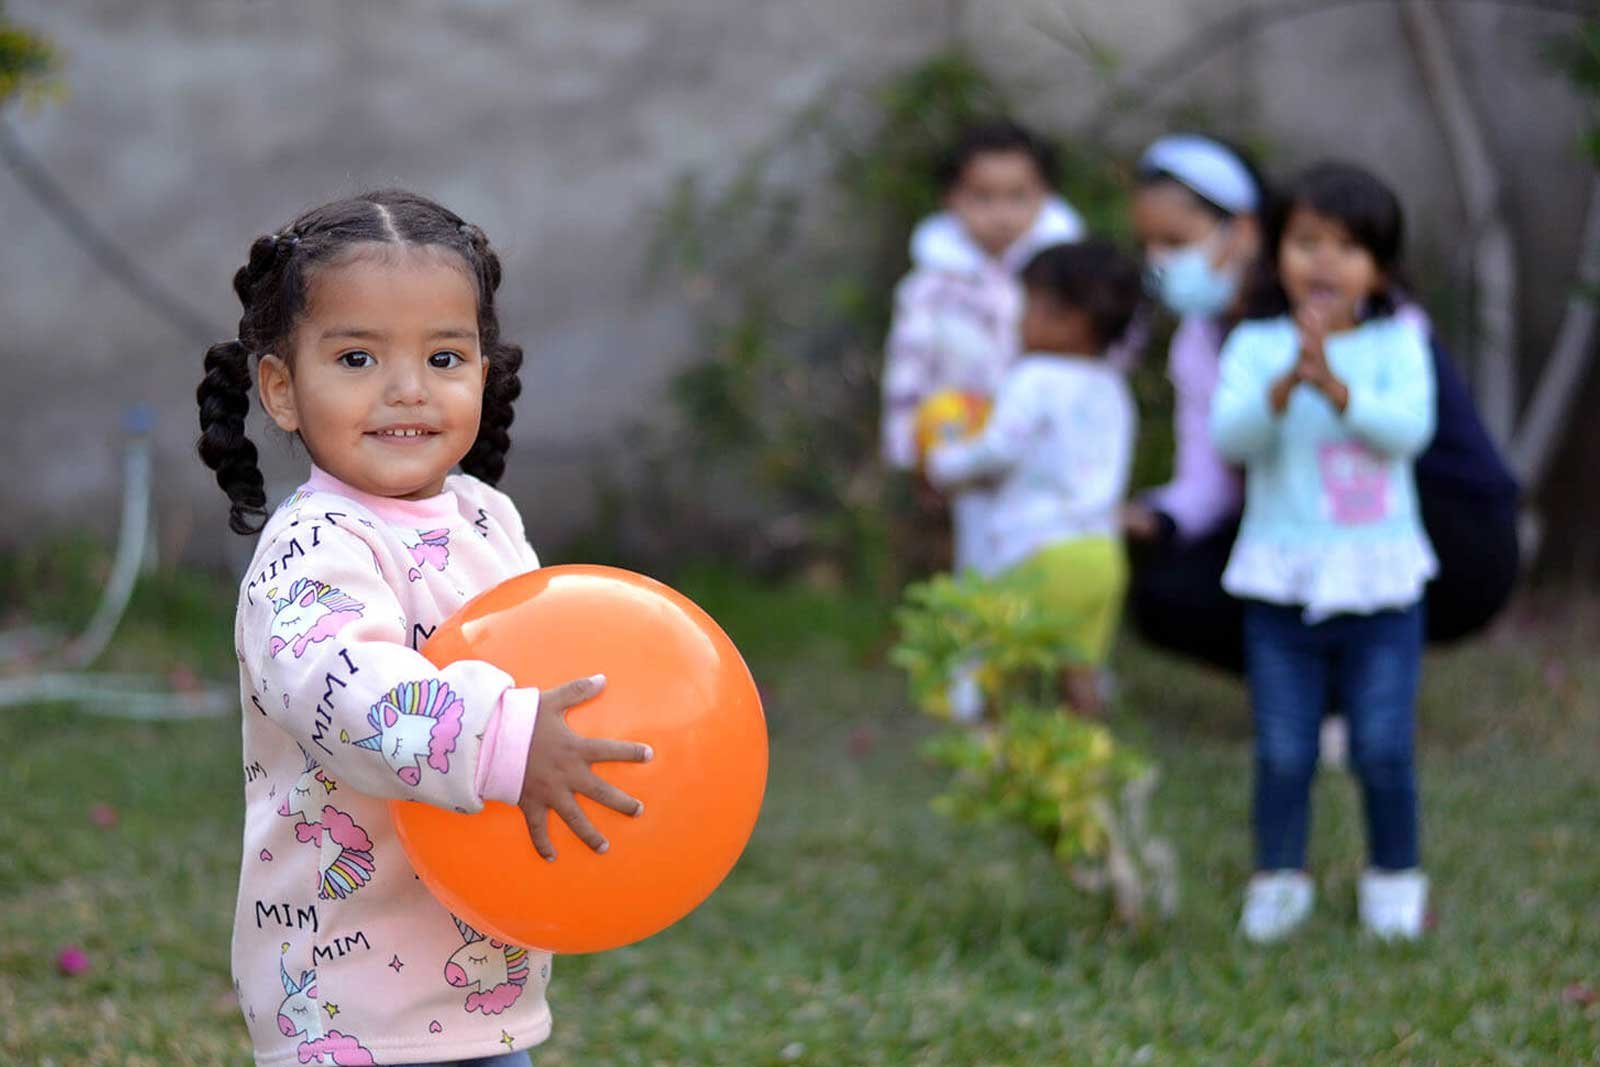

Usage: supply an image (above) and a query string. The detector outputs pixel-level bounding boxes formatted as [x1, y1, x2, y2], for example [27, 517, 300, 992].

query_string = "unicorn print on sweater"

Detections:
[267, 578, 365, 660]
[444, 916, 531, 1016]
[278, 748, 376, 900]
[276, 958, 375, 1065]
[353, 679, 465, 786]
[398, 528, 452, 582]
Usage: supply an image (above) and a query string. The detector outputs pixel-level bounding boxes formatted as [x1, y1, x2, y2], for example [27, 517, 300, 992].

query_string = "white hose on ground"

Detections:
[0, 405, 231, 719]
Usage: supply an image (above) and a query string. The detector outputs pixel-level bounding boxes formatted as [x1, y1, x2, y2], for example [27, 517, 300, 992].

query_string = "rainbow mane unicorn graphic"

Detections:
[276, 959, 374, 1065]
[353, 679, 464, 786]
[399, 528, 451, 582]
[278, 748, 376, 900]
[268, 578, 364, 659]
[444, 916, 530, 1015]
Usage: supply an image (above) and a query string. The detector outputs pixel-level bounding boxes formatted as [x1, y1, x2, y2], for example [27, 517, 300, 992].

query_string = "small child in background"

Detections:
[925, 241, 1143, 716]
[880, 119, 1086, 577]
[1211, 162, 1436, 942]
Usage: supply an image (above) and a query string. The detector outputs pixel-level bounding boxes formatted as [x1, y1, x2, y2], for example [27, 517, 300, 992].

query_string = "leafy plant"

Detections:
[0, 5, 60, 109]
[892, 569, 1177, 924]
[1551, 16, 1600, 166]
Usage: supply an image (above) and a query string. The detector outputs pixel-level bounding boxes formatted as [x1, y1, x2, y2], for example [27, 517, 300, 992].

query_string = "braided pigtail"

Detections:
[197, 337, 268, 534]
[457, 225, 521, 486]
[195, 232, 299, 535]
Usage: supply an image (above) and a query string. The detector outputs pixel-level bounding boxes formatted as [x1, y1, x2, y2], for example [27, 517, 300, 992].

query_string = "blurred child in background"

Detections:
[1211, 163, 1436, 942]
[880, 120, 1085, 578]
[925, 240, 1143, 716]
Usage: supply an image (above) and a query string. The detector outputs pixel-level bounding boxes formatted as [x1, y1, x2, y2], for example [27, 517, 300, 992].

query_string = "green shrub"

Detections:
[892, 569, 1177, 924]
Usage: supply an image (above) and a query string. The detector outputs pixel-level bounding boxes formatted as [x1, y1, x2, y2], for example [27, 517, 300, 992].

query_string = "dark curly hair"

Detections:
[1019, 239, 1145, 353]
[195, 189, 523, 534]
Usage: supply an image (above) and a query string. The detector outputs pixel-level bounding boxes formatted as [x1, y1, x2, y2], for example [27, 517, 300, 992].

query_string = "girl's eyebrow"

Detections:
[319, 327, 477, 342]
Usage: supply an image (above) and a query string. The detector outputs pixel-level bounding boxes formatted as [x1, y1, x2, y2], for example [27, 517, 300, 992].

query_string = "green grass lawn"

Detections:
[2, 562, 1597, 1065]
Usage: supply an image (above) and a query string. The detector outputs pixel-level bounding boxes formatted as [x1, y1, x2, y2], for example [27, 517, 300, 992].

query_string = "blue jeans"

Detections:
[1244, 601, 1423, 872]
[402, 1053, 532, 1067]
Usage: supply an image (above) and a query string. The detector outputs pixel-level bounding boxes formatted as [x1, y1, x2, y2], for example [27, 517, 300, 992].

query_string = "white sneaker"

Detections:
[946, 662, 984, 723]
[1359, 869, 1429, 941]
[1240, 870, 1315, 942]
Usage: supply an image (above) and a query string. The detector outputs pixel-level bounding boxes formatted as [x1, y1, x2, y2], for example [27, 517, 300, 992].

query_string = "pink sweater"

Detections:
[230, 467, 549, 1066]
[1144, 315, 1245, 540]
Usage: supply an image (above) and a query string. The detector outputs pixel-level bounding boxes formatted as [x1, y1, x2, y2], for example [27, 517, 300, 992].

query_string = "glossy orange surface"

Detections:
[389, 565, 768, 953]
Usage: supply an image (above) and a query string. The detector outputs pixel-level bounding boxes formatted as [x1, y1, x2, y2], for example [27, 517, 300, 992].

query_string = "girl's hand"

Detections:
[1294, 306, 1330, 378]
[1269, 367, 1299, 414]
[519, 674, 652, 860]
[1121, 501, 1161, 542]
[1294, 306, 1350, 412]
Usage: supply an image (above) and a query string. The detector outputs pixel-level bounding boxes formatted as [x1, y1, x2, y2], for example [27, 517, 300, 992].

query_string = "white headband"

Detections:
[1139, 135, 1261, 216]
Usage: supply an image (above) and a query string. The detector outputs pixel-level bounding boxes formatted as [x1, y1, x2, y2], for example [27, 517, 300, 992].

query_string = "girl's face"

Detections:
[1130, 182, 1259, 276]
[946, 150, 1048, 257]
[1278, 204, 1383, 331]
[1131, 181, 1222, 259]
[258, 245, 487, 500]
[1020, 289, 1099, 356]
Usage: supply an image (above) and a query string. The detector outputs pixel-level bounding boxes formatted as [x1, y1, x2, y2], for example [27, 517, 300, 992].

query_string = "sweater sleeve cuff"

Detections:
[475, 687, 540, 805]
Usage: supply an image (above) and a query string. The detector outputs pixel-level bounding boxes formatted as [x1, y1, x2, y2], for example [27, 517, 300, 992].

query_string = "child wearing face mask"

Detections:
[880, 120, 1086, 586]
[1126, 134, 1269, 555]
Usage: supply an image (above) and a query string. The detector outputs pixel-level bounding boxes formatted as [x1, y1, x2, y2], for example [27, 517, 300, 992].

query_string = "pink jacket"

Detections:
[879, 198, 1086, 471]
[1144, 315, 1245, 540]
[230, 467, 550, 1066]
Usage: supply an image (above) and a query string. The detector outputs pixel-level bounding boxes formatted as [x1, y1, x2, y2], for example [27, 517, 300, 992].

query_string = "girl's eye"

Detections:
[338, 351, 374, 369]
[428, 350, 465, 369]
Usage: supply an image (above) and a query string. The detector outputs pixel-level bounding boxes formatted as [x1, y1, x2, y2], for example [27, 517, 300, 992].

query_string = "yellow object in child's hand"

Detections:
[915, 389, 991, 462]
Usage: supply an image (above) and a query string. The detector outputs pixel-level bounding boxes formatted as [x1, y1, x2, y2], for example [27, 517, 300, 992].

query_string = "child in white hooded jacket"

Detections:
[880, 120, 1085, 577]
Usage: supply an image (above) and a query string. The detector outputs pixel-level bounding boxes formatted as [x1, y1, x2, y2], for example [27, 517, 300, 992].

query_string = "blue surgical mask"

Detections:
[1147, 234, 1241, 318]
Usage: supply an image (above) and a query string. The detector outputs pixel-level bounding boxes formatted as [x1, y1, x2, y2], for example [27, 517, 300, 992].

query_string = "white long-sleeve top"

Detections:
[925, 354, 1136, 576]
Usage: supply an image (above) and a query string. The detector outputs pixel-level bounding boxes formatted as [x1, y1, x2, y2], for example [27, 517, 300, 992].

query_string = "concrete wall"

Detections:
[3, 0, 1594, 569]
[1, 0, 955, 568]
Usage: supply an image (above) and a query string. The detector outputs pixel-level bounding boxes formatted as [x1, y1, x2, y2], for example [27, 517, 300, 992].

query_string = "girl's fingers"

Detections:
[522, 805, 557, 862]
[543, 674, 607, 712]
[575, 772, 644, 817]
[553, 797, 608, 854]
[581, 738, 653, 765]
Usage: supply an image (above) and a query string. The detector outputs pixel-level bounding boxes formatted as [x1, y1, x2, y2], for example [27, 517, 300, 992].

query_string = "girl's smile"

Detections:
[257, 245, 488, 501]
[1278, 205, 1383, 331]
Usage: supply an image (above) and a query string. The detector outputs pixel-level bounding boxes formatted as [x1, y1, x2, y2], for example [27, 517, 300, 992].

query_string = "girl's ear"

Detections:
[258, 353, 300, 433]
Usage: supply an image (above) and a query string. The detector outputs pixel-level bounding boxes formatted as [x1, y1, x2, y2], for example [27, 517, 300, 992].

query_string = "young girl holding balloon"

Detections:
[1211, 163, 1435, 943]
[197, 190, 651, 1066]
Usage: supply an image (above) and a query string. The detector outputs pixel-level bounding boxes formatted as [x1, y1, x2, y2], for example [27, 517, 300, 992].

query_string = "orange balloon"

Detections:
[389, 565, 768, 954]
